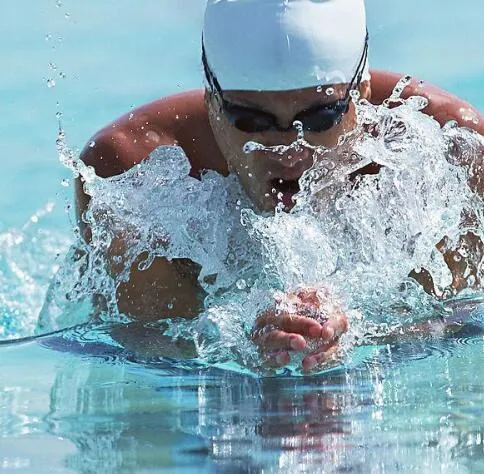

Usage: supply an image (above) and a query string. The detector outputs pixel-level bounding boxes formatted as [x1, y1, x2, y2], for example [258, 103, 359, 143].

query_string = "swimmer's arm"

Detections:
[76, 132, 206, 322]
[371, 71, 484, 291]
[369, 70, 484, 134]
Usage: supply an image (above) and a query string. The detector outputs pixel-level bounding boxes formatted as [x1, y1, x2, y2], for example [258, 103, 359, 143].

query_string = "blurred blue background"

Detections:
[0, 0, 483, 229]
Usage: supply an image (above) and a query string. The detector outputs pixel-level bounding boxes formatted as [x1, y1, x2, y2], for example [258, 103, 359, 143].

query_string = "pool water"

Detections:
[1, 324, 483, 473]
[1, 1, 483, 472]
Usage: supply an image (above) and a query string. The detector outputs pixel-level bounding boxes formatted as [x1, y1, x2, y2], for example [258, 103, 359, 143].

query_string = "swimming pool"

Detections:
[1, 1, 483, 472]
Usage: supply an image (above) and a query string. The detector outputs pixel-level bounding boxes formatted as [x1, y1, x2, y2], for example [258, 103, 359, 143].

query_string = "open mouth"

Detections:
[270, 178, 301, 208]
[268, 163, 382, 209]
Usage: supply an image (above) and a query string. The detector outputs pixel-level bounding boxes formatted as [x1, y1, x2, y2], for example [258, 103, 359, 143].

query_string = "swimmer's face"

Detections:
[206, 82, 370, 211]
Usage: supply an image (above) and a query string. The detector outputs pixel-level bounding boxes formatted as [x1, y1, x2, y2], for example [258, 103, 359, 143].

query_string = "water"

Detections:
[1, 0, 484, 472]
[1, 326, 483, 473]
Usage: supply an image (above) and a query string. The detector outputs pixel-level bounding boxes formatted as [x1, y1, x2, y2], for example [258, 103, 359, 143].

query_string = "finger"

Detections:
[256, 329, 307, 352]
[278, 314, 325, 339]
[302, 341, 339, 372]
[253, 311, 325, 339]
[321, 312, 348, 342]
[262, 351, 291, 369]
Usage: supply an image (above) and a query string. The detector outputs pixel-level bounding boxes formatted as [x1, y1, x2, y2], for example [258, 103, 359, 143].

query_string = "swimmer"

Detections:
[77, 0, 483, 371]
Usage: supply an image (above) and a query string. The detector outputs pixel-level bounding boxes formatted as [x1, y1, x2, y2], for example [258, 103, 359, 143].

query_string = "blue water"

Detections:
[1, 1, 483, 472]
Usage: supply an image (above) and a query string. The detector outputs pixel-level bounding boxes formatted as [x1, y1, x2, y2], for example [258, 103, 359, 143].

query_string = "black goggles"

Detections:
[202, 32, 369, 134]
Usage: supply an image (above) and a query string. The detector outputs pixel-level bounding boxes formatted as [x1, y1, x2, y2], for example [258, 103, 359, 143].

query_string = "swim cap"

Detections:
[203, 0, 370, 91]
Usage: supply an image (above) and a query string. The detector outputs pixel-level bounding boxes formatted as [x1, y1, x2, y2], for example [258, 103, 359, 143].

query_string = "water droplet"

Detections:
[350, 89, 360, 101]
[167, 303, 174, 310]
[47, 79, 56, 88]
[236, 279, 247, 290]
[325, 87, 335, 96]
[56, 0, 62, 7]
[293, 120, 304, 140]
[128, 113, 134, 121]
[65, 12, 70, 19]
[30, 215, 39, 223]
[61, 178, 70, 187]
[316, 85, 323, 93]
[243, 141, 262, 154]
[56, 111, 62, 119]
[48, 62, 57, 70]
[59, 72, 66, 79]
[45, 33, 52, 41]
[248, 172, 253, 178]
[89, 140, 96, 148]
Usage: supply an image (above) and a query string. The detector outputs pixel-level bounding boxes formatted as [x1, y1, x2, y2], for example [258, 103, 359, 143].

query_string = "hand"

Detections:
[251, 287, 348, 372]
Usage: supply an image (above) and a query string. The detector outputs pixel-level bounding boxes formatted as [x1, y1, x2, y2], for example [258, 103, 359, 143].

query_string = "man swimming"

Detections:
[77, 0, 483, 371]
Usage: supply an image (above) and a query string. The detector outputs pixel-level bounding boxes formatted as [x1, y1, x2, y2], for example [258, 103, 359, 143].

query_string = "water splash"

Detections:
[0, 203, 70, 340]
[14, 78, 484, 372]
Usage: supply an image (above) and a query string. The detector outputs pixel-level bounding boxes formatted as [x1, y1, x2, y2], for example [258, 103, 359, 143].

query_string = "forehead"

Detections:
[222, 84, 347, 110]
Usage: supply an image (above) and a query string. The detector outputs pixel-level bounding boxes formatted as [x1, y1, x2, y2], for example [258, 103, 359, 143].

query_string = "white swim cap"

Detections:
[203, 0, 370, 92]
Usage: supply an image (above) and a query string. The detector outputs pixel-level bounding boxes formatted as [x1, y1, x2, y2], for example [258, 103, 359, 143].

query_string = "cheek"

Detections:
[212, 115, 247, 152]
[210, 117, 251, 171]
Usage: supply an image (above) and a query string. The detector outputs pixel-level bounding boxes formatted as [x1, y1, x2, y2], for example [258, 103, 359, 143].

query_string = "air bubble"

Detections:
[325, 87, 335, 96]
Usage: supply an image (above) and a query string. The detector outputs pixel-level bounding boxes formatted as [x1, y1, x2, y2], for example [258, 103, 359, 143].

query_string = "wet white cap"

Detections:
[203, 0, 370, 91]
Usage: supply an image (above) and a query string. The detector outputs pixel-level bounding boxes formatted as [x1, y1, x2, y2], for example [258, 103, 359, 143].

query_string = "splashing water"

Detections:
[0, 203, 70, 339]
[20, 78, 484, 371]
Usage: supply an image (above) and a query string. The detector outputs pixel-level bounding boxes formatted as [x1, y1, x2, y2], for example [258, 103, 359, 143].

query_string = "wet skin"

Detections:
[206, 83, 367, 211]
[77, 70, 483, 372]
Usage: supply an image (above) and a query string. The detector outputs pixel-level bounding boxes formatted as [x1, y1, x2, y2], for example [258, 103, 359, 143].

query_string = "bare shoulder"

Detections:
[80, 89, 227, 178]
[76, 91, 215, 321]
[369, 69, 484, 134]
